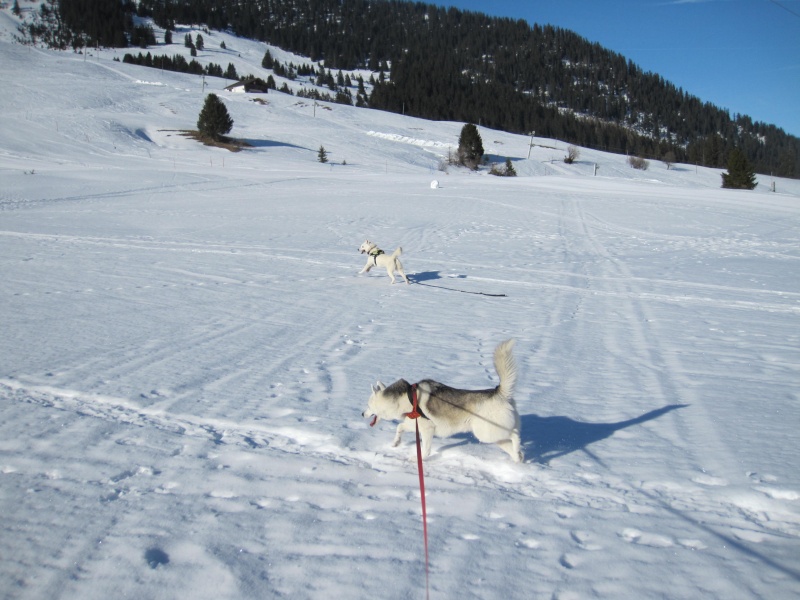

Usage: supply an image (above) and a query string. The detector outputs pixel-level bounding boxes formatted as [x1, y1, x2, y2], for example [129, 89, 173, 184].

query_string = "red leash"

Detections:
[407, 384, 430, 600]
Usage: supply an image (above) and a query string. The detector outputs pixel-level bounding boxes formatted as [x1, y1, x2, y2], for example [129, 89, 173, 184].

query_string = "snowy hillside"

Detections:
[1, 14, 799, 600]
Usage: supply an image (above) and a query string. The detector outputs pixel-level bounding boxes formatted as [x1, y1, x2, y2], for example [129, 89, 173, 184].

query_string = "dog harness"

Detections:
[405, 384, 428, 420]
[369, 248, 384, 266]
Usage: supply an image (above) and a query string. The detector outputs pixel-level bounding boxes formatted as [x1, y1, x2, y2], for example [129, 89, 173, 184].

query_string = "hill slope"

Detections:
[18, 0, 800, 177]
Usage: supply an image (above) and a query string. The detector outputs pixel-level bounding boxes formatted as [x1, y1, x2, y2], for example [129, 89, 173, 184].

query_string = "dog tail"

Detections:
[391, 247, 403, 259]
[494, 339, 517, 402]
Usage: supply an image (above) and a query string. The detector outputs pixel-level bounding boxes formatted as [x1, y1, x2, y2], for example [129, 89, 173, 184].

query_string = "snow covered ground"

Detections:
[1, 13, 799, 599]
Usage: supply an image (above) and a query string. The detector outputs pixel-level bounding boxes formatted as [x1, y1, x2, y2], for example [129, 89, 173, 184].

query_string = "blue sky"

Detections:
[430, 1, 800, 138]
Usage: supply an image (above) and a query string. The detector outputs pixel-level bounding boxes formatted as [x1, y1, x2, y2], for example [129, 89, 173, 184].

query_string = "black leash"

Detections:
[411, 279, 507, 297]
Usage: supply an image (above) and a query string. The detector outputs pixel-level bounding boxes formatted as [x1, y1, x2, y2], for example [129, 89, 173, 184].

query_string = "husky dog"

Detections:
[362, 339, 522, 462]
[358, 240, 409, 284]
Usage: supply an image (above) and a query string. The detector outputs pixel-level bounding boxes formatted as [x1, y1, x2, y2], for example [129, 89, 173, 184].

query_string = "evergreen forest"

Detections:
[23, 0, 800, 178]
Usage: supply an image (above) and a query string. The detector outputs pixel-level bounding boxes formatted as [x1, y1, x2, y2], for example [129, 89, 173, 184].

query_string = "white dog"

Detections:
[358, 240, 409, 284]
[362, 339, 522, 462]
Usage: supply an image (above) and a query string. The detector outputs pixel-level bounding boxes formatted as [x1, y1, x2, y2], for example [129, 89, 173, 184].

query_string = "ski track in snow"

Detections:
[1, 16, 800, 600]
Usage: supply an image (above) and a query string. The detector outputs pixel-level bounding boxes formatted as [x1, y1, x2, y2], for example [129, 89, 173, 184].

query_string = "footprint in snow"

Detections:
[559, 553, 582, 569]
[144, 547, 170, 569]
[754, 487, 799, 501]
[678, 538, 707, 550]
[109, 469, 137, 483]
[692, 473, 729, 486]
[731, 528, 771, 543]
[570, 530, 602, 551]
[619, 528, 674, 548]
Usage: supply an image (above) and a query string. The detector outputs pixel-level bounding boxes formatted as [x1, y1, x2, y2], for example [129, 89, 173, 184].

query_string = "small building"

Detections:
[225, 78, 269, 94]
[224, 81, 247, 93]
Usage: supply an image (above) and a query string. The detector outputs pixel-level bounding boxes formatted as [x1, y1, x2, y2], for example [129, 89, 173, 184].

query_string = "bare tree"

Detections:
[628, 155, 649, 170]
[564, 145, 580, 164]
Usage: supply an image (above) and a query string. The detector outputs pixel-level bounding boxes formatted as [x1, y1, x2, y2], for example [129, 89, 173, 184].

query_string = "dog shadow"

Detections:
[433, 404, 687, 463]
[410, 271, 467, 283]
[410, 271, 443, 282]
[522, 404, 688, 464]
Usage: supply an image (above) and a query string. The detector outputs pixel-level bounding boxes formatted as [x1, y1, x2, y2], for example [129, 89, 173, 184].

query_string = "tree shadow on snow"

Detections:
[243, 139, 309, 150]
[483, 153, 523, 164]
[522, 404, 688, 465]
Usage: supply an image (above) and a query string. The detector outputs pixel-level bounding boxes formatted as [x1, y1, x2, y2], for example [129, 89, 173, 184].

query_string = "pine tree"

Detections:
[195, 34, 204, 51]
[504, 158, 517, 176]
[457, 123, 484, 170]
[721, 148, 757, 190]
[197, 94, 233, 141]
[318, 146, 328, 163]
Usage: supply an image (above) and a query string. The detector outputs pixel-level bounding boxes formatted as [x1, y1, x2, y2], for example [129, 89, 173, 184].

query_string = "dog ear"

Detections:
[371, 381, 385, 393]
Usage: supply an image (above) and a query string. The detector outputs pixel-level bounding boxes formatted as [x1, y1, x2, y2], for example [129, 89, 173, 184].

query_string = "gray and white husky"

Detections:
[362, 339, 523, 462]
[358, 240, 409, 284]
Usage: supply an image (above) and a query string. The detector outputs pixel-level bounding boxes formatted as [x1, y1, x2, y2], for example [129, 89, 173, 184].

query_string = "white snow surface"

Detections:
[2, 17, 800, 600]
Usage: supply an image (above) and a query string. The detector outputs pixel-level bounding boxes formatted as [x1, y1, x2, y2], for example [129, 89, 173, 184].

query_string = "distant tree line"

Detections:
[122, 51, 239, 80]
[23, 0, 800, 177]
[22, 0, 132, 48]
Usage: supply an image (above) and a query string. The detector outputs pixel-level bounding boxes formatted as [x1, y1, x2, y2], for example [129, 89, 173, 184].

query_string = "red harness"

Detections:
[405, 382, 427, 419]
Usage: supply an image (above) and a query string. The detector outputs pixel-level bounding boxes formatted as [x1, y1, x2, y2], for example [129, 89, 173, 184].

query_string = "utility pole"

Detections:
[527, 131, 535, 159]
